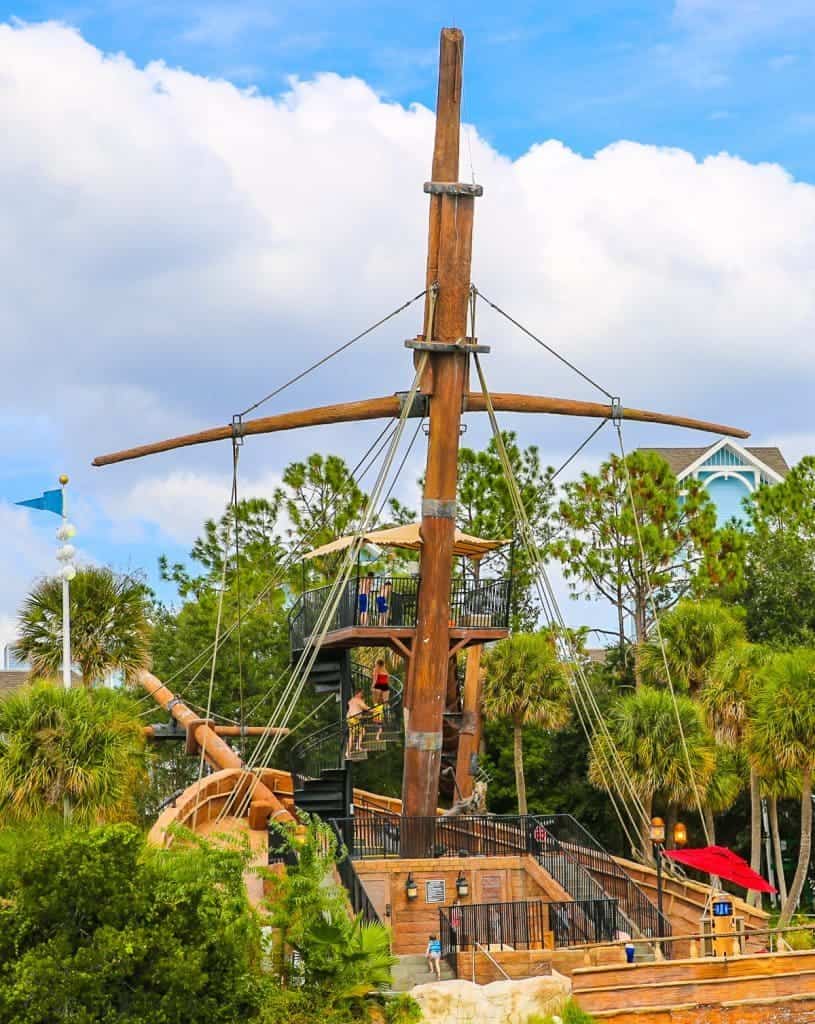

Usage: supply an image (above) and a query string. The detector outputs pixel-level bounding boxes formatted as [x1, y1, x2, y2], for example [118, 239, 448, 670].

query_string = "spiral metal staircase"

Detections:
[288, 654, 404, 820]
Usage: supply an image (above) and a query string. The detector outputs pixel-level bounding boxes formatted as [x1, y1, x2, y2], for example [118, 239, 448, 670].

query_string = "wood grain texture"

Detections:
[93, 392, 748, 467]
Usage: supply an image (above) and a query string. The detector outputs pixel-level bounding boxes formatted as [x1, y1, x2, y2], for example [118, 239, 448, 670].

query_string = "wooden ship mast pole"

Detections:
[403, 28, 474, 818]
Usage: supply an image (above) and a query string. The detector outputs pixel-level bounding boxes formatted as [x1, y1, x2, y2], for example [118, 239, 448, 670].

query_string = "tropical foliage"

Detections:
[751, 649, 815, 926]
[482, 632, 572, 815]
[0, 682, 147, 824]
[15, 566, 152, 687]
[0, 823, 263, 1024]
[264, 816, 396, 1008]
[589, 685, 716, 859]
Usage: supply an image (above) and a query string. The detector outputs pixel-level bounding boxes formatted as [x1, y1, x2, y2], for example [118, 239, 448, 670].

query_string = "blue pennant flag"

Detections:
[16, 488, 63, 517]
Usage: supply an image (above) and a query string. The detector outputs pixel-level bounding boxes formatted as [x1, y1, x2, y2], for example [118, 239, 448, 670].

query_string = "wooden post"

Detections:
[402, 28, 474, 820]
[455, 643, 484, 799]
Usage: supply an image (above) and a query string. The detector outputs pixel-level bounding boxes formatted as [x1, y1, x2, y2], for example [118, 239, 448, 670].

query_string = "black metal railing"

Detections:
[449, 577, 512, 629]
[537, 815, 670, 942]
[289, 574, 512, 651]
[547, 898, 620, 948]
[330, 812, 669, 945]
[330, 822, 382, 925]
[289, 659, 404, 790]
[438, 897, 620, 972]
[289, 575, 421, 651]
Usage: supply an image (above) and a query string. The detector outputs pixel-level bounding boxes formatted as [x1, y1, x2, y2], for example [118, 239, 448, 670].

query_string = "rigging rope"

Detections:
[231, 439, 246, 734]
[216, 355, 429, 824]
[613, 422, 711, 845]
[191, 464, 234, 824]
[473, 286, 615, 401]
[159, 416, 403, 695]
[472, 354, 653, 851]
[239, 288, 427, 417]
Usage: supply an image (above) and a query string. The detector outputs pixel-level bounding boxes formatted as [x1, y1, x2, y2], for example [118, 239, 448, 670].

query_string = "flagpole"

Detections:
[58, 474, 71, 691]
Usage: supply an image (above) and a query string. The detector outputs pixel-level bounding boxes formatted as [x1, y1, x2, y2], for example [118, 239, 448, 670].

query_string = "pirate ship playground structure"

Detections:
[94, 28, 815, 1022]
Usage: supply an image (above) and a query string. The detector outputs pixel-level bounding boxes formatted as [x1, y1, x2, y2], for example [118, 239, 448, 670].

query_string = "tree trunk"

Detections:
[665, 804, 677, 850]
[769, 796, 789, 907]
[640, 794, 654, 864]
[704, 806, 717, 845]
[778, 767, 812, 928]
[617, 592, 626, 666]
[633, 592, 647, 687]
[747, 766, 762, 907]
[514, 717, 527, 816]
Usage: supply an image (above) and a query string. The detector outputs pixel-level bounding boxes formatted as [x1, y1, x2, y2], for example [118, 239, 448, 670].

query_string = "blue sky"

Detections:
[3, 1, 815, 177]
[1, 1, 814, 649]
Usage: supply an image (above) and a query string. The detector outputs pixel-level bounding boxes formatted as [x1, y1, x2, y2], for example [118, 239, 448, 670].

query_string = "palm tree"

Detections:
[0, 682, 148, 823]
[482, 633, 572, 815]
[751, 649, 815, 927]
[15, 566, 152, 686]
[703, 641, 771, 901]
[589, 686, 716, 860]
[639, 599, 745, 697]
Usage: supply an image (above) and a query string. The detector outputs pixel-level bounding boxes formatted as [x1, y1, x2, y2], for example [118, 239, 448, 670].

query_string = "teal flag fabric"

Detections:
[16, 488, 63, 516]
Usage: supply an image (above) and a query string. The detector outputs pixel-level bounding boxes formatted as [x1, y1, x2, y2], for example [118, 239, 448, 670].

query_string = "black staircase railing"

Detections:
[330, 822, 381, 925]
[330, 812, 670, 944]
[537, 814, 670, 942]
[289, 574, 512, 651]
[289, 659, 404, 790]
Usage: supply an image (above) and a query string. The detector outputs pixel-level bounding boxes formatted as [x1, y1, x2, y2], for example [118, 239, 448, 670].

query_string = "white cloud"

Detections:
[1, 20, 815, 632]
[104, 468, 283, 544]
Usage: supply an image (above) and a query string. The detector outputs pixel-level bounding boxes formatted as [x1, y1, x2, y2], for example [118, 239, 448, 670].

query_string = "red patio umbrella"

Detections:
[663, 845, 777, 894]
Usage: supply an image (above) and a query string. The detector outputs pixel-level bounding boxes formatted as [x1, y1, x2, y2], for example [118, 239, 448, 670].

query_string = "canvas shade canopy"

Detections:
[663, 846, 777, 894]
[303, 522, 509, 561]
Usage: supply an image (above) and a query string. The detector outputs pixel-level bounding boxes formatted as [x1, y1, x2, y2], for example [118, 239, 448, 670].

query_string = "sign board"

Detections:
[425, 879, 446, 904]
[533, 824, 549, 843]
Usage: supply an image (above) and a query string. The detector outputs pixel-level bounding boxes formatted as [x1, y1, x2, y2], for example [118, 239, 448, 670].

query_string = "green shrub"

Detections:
[527, 998, 597, 1024]
[384, 994, 423, 1024]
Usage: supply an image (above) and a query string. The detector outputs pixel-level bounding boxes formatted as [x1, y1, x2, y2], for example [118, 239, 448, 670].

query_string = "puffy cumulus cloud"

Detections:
[1, 19, 814, 631]
[103, 468, 283, 545]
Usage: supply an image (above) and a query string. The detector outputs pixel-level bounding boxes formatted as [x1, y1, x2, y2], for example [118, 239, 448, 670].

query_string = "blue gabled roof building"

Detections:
[640, 439, 789, 527]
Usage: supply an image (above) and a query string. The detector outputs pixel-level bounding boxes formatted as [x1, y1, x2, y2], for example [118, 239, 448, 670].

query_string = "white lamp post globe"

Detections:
[57, 523, 77, 541]
[59, 564, 77, 582]
[56, 544, 76, 562]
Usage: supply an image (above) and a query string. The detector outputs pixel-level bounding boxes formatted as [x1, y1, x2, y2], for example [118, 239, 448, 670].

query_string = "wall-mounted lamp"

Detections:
[456, 872, 469, 899]
[405, 873, 418, 901]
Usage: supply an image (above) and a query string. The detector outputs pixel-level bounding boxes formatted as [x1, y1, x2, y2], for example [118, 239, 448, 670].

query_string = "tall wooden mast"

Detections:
[402, 28, 475, 818]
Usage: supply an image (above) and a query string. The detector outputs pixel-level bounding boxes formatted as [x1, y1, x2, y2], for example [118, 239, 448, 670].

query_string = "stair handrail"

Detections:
[289, 657, 404, 786]
[535, 814, 671, 941]
[330, 820, 382, 926]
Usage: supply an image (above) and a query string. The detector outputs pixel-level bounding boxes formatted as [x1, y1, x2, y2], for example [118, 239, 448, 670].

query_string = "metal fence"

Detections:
[330, 823, 382, 926]
[330, 812, 669, 945]
[438, 896, 620, 972]
[538, 815, 670, 941]
[289, 574, 512, 650]
[289, 575, 421, 650]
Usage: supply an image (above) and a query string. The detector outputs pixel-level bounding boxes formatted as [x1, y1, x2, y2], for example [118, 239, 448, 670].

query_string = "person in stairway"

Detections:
[371, 657, 390, 741]
[358, 572, 374, 625]
[346, 690, 369, 755]
[426, 934, 442, 979]
[376, 579, 392, 625]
